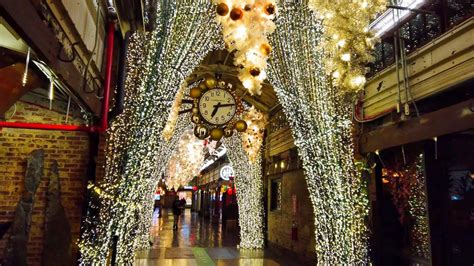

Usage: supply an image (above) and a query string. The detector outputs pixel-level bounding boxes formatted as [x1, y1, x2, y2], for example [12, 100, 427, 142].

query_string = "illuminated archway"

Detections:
[79, 1, 371, 264]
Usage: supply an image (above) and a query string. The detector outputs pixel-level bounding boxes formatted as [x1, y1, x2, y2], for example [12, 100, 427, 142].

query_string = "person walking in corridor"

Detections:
[172, 196, 182, 230]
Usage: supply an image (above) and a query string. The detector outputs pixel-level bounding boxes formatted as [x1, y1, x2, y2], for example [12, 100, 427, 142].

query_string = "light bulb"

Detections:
[234, 26, 247, 40]
[337, 39, 346, 48]
[351, 75, 366, 86]
[341, 53, 351, 62]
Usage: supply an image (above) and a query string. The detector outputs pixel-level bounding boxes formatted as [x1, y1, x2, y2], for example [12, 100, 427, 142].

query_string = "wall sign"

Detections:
[220, 165, 234, 181]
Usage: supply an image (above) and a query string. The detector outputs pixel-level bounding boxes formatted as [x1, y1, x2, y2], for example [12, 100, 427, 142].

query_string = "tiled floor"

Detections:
[134, 209, 309, 266]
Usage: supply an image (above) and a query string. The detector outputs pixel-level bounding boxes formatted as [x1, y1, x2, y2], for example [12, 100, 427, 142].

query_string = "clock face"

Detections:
[198, 88, 236, 125]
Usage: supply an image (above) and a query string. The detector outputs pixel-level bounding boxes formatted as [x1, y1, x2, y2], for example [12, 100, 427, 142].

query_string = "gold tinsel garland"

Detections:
[308, 0, 386, 91]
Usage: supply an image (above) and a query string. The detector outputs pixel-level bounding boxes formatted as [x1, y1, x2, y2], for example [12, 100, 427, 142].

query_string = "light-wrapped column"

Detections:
[79, 1, 223, 263]
[267, 1, 369, 264]
[223, 134, 265, 249]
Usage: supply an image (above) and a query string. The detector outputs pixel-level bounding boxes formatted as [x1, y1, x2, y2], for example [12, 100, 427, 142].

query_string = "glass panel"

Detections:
[383, 39, 395, 67]
[410, 14, 424, 48]
[447, 0, 474, 27]
[270, 179, 282, 211]
[425, 13, 441, 40]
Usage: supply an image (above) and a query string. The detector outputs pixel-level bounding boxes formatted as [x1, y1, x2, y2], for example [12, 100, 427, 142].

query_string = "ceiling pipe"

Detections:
[109, 30, 130, 121]
[0, 21, 116, 133]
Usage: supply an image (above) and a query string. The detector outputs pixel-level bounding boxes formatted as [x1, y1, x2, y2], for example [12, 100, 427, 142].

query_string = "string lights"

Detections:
[383, 153, 431, 259]
[408, 154, 431, 259]
[267, 1, 369, 263]
[162, 82, 187, 141]
[166, 130, 205, 191]
[79, 1, 223, 263]
[308, 0, 386, 91]
[213, 0, 277, 95]
[223, 134, 265, 249]
[242, 107, 268, 163]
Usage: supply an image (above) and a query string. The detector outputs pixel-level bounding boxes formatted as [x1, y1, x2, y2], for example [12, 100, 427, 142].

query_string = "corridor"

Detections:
[134, 209, 308, 266]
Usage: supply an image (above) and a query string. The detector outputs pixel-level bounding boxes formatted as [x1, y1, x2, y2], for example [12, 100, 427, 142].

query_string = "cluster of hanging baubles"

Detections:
[214, 0, 276, 96]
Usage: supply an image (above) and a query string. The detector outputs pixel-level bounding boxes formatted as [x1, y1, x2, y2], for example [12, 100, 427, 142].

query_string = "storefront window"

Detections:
[270, 179, 282, 211]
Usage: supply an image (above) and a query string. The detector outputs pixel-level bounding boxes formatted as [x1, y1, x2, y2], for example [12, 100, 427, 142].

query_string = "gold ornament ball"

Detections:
[230, 8, 243, 20]
[210, 127, 224, 141]
[265, 4, 276, 15]
[260, 43, 272, 56]
[224, 126, 234, 138]
[199, 82, 207, 90]
[205, 76, 217, 88]
[250, 67, 260, 77]
[235, 120, 248, 132]
[216, 3, 229, 16]
[190, 87, 202, 98]
[191, 114, 201, 124]
[192, 107, 199, 114]
[194, 124, 210, 140]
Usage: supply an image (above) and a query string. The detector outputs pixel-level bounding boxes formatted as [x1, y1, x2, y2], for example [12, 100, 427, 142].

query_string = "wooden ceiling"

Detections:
[0, 62, 42, 118]
[187, 50, 280, 114]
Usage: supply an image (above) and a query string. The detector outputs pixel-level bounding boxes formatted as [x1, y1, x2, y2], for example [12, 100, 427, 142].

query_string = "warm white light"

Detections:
[242, 78, 253, 89]
[341, 53, 351, 61]
[337, 39, 346, 48]
[234, 26, 247, 40]
[351, 75, 366, 86]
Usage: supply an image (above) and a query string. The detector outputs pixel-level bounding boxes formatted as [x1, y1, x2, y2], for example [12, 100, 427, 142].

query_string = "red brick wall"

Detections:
[0, 101, 90, 265]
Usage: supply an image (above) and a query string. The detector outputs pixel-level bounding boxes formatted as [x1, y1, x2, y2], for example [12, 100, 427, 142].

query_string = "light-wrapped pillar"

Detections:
[79, 1, 223, 263]
[223, 135, 265, 249]
[267, 1, 369, 264]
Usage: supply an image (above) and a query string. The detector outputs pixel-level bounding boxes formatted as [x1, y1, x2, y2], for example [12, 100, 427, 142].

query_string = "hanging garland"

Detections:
[166, 130, 205, 191]
[308, 0, 386, 91]
[242, 107, 268, 163]
[212, 0, 277, 95]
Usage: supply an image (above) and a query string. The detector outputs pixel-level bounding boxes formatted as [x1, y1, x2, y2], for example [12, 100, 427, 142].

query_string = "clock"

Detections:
[198, 88, 236, 126]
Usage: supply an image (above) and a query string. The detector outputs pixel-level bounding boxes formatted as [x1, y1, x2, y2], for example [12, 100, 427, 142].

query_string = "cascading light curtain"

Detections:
[223, 134, 265, 249]
[79, 1, 223, 263]
[267, 1, 369, 264]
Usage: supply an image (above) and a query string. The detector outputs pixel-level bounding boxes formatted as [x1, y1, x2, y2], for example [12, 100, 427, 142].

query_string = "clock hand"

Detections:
[218, 103, 235, 107]
[211, 102, 221, 118]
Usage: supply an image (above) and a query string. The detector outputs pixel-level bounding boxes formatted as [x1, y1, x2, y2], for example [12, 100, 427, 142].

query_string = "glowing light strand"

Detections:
[308, 0, 386, 90]
[267, 2, 369, 263]
[408, 154, 431, 259]
[223, 134, 265, 249]
[242, 107, 268, 163]
[79, 1, 223, 263]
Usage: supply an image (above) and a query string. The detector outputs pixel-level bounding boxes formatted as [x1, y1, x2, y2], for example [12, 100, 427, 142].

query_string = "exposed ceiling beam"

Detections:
[0, 0, 101, 115]
[359, 98, 474, 153]
[0, 63, 42, 117]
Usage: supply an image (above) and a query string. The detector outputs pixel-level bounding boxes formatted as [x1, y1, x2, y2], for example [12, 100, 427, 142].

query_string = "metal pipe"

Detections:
[394, 33, 402, 113]
[109, 30, 130, 121]
[99, 21, 115, 131]
[0, 21, 116, 133]
[0, 121, 92, 132]
[399, 37, 410, 108]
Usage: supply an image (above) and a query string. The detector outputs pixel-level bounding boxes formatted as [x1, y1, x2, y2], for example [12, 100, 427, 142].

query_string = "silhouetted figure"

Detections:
[172, 196, 182, 230]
